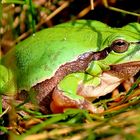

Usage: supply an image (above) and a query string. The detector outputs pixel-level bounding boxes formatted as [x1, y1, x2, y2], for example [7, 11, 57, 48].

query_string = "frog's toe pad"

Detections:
[50, 88, 98, 113]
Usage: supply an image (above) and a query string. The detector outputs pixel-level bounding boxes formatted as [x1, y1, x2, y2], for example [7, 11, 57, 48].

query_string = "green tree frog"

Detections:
[0, 20, 140, 113]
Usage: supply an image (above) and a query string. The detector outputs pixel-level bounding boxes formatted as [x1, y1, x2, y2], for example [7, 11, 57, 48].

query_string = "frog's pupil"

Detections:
[115, 41, 125, 46]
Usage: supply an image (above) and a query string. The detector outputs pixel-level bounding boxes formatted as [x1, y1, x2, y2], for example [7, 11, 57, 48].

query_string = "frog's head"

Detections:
[101, 23, 140, 63]
[96, 22, 140, 78]
[76, 22, 140, 103]
[0, 65, 16, 95]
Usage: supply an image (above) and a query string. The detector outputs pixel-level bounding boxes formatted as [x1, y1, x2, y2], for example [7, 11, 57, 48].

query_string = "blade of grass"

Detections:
[122, 75, 140, 103]
[126, 75, 140, 97]
[2, 0, 25, 4]
[0, 96, 2, 114]
[26, 0, 36, 33]
[21, 113, 68, 136]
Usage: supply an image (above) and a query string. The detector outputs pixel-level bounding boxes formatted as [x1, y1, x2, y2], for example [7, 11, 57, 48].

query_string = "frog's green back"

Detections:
[1, 20, 140, 91]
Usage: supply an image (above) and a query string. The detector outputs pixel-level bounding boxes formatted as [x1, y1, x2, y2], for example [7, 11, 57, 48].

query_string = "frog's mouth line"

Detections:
[107, 61, 140, 79]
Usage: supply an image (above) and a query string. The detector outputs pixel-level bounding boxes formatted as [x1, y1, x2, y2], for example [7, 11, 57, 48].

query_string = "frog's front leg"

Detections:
[50, 61, 104, 113]
[78, 61, 122, 100]
[50, 72, 100, 113]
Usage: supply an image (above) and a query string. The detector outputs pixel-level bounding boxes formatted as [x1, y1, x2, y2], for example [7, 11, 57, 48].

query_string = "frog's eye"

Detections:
[110, 39, 129, 53]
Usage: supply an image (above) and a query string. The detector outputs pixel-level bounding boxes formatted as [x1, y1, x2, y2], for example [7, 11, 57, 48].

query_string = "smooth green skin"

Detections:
[0, 20, 140, 96]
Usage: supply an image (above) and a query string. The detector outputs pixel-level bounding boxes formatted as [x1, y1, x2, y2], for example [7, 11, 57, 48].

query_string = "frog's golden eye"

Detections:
[110, 39, 129, 53]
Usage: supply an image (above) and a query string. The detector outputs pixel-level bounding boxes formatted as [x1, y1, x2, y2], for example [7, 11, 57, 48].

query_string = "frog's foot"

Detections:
[50, 87, 99, 114]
